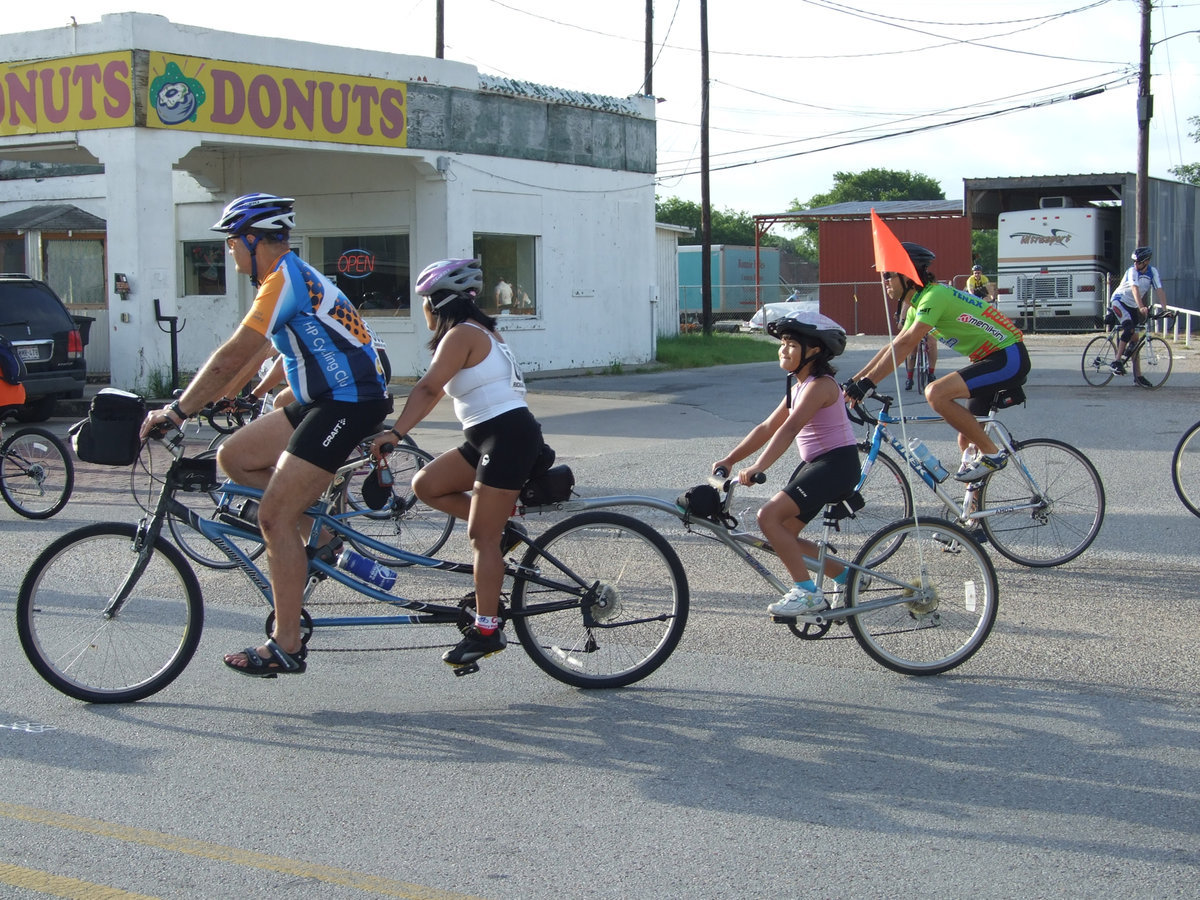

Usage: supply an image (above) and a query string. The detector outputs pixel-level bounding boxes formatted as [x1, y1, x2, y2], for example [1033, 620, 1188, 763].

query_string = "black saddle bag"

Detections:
[69, 388, 146, 466]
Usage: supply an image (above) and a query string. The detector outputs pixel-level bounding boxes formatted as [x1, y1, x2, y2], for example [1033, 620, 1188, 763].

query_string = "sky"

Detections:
[7, 0, 1200, 217]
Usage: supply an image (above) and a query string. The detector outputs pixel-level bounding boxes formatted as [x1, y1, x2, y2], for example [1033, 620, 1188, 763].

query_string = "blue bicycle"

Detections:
[841, 391, 1105, 568]
[17, 432, 690, 702]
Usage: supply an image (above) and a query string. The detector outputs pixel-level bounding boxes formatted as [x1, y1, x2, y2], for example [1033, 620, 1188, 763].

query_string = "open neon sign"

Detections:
[337, 249, 375, 279]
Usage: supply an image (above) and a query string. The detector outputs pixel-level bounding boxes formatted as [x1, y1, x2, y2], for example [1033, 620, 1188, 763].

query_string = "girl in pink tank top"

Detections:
[712, 312, 859, 618]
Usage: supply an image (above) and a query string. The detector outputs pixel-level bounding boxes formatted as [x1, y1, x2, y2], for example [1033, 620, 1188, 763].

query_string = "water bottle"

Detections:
[908, 438, 949, 483]
[337, 548, 397, 591]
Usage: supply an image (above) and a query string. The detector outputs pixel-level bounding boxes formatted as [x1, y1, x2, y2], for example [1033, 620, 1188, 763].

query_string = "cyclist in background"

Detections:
[712, 310, 857, 617]
[371, 258, 546, 667]
[140, 193, 392, 679]
[966, 264, 995, 303]
[1109, 247, 1168, 387]
[845, 242, 1029, 482]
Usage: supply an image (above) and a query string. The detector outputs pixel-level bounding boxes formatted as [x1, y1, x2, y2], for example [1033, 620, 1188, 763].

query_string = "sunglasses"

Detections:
[882, 272, 898, 280]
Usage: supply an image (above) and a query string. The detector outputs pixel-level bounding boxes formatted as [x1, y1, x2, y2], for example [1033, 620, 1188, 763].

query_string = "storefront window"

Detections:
[314, 234, 410, 317]
[183, 240, 227, 296]
[473, 234, 537, 316]
[0, 238, 23, 273]
[45, 237, 106, 305]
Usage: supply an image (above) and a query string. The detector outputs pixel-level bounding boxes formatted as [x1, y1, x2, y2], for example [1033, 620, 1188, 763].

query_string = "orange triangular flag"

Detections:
[871, 209, 921, 284]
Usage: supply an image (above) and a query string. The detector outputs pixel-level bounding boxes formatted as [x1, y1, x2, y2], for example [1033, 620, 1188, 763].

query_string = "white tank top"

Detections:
[443, 322, 527, 427]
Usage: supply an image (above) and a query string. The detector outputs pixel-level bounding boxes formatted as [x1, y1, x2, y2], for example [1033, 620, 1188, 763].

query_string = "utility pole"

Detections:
[644, 0, 653, 96]
[1136, 0, 1152, 246]
[700, 0, 712, 336]
[436, 0, 445, 59]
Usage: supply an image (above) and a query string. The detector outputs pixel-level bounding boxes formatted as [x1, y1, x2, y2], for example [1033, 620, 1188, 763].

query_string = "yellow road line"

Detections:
[0, 802, 482, 900]
[0, 860, 157, 899]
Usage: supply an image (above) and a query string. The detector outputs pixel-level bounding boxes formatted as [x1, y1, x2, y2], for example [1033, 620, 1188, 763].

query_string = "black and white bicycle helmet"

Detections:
[766, 309, 848, 357]
[415, 258, 484, 309]
[211, 193, 295, 235]
[1132, 246, 1153, 263]
[901, 242, 936, 272]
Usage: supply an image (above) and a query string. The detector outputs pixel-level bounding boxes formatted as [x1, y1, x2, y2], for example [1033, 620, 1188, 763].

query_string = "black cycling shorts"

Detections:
[283, 396, 394, 473]
[962, 342, 1031, 416]
[783, 444, 861, 523]
[458, 406, 545, 491]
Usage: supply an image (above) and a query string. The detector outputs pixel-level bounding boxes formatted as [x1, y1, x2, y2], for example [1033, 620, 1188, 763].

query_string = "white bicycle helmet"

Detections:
[415, 258, 484, 309]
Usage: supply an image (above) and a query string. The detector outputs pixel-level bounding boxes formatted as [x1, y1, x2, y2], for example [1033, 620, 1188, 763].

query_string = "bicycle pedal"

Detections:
[451, 662, 480, 677]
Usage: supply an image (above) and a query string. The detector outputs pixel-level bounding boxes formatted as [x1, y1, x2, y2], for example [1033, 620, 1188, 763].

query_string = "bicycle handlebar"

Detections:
[709, 467, 767, 493]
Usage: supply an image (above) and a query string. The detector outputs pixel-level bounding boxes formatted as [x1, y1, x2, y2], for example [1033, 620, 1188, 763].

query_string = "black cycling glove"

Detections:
[842, 377, 875, 402]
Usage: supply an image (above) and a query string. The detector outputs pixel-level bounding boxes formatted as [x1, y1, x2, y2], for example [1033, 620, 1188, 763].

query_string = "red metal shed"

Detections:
[756, 200, 970, 334]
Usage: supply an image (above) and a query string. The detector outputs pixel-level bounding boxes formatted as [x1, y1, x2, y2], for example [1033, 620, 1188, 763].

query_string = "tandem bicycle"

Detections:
[519, 469, 999, 676]
[17, 430, 690, 703]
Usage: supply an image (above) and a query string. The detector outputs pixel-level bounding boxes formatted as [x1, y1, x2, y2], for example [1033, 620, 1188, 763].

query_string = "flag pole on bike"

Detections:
[842, 211, 1030, 483]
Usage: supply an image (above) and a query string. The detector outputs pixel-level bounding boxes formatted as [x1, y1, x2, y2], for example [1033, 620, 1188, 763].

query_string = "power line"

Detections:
[656, 70, 1134, 171]
[655, 75, 1135, 181]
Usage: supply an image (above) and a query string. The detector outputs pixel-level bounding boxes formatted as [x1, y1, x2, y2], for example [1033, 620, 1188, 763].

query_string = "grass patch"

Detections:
[657, 332, 778, 368]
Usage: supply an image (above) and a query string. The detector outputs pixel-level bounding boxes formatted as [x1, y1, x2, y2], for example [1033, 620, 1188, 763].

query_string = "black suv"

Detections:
[0, 274, 87, 422]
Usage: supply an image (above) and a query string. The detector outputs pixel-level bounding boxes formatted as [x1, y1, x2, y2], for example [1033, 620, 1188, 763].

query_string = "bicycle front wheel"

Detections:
[977, 438, 1105, 567]
[17, 522, 204, 703]
[1170, 420, 1200, 518]
[343, 444, 455, 564]
[847, 517, 998, 675]
[0, 426, 74, 518]
[1133, 335, 1172, 388]
[510, 510, 689, 688]
[1080, 335, 1116, 386]
[841, 447, 914, 567]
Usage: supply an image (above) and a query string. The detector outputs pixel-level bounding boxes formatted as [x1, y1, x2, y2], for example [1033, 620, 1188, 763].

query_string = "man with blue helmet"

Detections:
[1109, 247, 1169, 387]
[140, 192, 391, 679]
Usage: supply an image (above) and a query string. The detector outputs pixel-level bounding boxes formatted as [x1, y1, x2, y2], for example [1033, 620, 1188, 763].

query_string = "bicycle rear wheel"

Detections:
[1133, 335, 1172, 388]
[847, 517, 997, 675]
[510, 510, 689, 688]
[1081, 335, 1117, 386]
[839, 448, 913, 567]
[1170, 420, 1200, 518]
[343, 444, 455, 565]
[17, 522, 204, 703]
[915, 340, 930, 393]
[0, 426, 74, 518]
[977, 438, 1104, 567]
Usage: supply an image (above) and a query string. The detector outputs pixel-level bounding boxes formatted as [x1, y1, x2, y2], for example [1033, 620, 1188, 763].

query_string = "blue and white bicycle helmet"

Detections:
[212, 193, 295, 235]
[1132, 246, 1153, 263]
[415, 258, 483, 309]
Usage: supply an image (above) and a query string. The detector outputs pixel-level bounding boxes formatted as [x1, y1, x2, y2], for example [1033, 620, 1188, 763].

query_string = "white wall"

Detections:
[0, 12, 658, 388]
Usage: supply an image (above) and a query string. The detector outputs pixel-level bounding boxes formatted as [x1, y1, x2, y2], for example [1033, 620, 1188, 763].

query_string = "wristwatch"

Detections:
[167, 399, 186, 423]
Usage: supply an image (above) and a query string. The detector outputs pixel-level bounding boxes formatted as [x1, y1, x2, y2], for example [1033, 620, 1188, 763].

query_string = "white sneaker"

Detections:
[768, 586, 828, 617]
[955, 453, 1007, 483]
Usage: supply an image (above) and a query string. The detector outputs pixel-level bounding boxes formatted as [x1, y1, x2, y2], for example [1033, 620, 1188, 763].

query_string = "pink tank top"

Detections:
[793, 375, 857, 462]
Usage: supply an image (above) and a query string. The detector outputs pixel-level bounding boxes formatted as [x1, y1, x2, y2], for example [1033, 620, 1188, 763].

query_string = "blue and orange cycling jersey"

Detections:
[241, 252, 388, 404]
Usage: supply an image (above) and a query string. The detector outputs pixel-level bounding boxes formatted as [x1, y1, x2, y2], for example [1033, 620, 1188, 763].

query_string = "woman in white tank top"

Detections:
[371, 259, 545, 669]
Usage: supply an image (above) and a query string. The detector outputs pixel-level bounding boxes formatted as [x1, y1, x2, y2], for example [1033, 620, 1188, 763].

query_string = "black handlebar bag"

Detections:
[69, 388, 146, 466]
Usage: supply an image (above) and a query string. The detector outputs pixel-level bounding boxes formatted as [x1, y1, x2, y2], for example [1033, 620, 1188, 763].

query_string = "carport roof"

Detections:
[0, 204, 106, 232]
[784, 199, 964, 221]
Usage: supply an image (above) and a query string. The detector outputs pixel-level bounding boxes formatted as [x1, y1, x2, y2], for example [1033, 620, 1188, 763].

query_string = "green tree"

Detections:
[785, 168, 946, 257]
[1169, 115, 1200, 185]
[655, 196, 809, 258]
